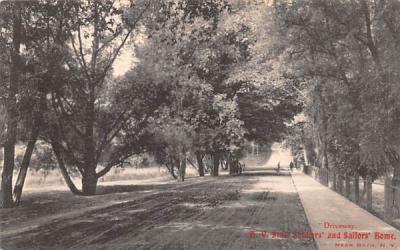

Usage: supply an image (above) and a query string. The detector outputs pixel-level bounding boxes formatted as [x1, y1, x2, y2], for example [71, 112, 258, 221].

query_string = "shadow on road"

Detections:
[242, 169, 291, 177]
[1, 171, 317, 250]
[96, 183, 178, 195]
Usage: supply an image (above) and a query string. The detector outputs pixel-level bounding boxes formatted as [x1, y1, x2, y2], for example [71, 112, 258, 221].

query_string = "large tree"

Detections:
[0, 0, 23, 207]
[272, 0, 400, 184]
[44, 0, 158, 195]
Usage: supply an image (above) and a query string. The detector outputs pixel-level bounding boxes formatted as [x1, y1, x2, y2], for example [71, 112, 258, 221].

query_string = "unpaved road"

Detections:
[0, 168, 316, 250]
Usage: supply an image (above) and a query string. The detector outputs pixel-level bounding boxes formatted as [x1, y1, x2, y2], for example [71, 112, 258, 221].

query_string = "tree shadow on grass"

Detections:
[95, 183, 179, 195]
[0, 182, 183, 231]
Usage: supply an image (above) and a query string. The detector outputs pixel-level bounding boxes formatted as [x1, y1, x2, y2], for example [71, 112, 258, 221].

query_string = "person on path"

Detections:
[277, 161, 280, 173]
[289, 161, 294, 172]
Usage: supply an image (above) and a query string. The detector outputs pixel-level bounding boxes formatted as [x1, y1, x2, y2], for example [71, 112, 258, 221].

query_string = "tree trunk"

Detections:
[51, 140, 83, 195]
[228, 153, 234, 175]
[229, 154, 240, 175]
[211, 153, 219, 176]
[325, 168, 329, 186]
[338, 174, 343, 194]
[360, 0, 383, 73]
[220, 155, 228, 170]
[366, 175, 372, 211]
[354, 173, 360, 204]
[385, 149, 400, 186]
[332, 170, 337, 191]
[13, 88, 47, 204]
[169, 157, 180, 179]
[82, 99, 97, 195]
[391, 160, 400, 187]
[323, 141, 329, 169]
[1, 126, 17, 208]
[385, 151, 400, 217]
[178, 157, 186, 182]
[345, 174, 351, 198]
[82, 166, 97, 195]
[196, 152, 204, 177]
[12, 129, 38, 205]
[384, 176, 393, 222]
[1, 118, 17, 208]
[1, 2, 21, 208]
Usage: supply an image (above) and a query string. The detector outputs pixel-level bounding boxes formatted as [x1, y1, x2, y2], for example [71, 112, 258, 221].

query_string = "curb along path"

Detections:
[291, 170, 400, 250]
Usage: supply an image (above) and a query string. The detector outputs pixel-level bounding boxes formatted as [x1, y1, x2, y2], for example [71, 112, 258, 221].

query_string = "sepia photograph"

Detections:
[0, 0, 399, 249]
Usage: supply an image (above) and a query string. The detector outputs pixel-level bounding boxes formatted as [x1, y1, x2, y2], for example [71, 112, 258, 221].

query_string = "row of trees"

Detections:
[0, 0, 301, 208]
[275, 0, 400, 185]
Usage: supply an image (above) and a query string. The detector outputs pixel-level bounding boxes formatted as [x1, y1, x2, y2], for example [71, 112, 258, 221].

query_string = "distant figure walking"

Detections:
[289, 161, 294, 172]
[276, 161, 280, 173]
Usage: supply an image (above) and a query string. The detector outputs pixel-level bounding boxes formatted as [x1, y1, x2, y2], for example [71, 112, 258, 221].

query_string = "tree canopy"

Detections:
[1, 0, 339, 207]
[273, 0, 400, 183]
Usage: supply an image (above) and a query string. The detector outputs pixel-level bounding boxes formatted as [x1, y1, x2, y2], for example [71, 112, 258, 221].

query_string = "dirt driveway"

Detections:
[1, 169, 316, 250]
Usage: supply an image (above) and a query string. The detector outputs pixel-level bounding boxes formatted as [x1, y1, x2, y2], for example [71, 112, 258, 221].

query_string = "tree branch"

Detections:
[95, 1, 151, 85]
[51, 138, 83, 195]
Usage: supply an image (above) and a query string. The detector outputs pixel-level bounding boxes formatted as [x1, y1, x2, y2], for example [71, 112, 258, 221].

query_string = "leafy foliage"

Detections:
[274, 0, 400, 181]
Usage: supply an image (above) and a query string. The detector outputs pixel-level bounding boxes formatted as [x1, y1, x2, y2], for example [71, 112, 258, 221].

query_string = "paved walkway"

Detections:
[291, 170, 400, 250]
